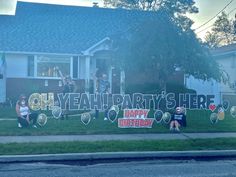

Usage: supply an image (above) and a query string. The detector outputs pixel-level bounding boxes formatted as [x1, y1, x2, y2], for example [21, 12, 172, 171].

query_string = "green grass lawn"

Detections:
[0, 107, 236, 136]
[1, 138, 236, 155]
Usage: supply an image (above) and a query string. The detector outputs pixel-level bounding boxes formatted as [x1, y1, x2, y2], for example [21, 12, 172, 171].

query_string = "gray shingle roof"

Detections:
[0, 2, 161, 54]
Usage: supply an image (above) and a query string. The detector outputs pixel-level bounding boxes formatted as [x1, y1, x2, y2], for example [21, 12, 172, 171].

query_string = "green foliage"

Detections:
[166, 82, 196, 94]
[104, 0, 198, 30]
[104, 0, 198, 14]
[106, 0, 221, 89]
[126, 83, 161, 94]
[112, 15, 223, 88]
[204, 31, 221, 48]
[205, 12, 236, 47]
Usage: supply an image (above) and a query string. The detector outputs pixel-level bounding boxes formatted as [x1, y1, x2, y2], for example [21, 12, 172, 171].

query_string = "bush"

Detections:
[126, 83, 161, 94]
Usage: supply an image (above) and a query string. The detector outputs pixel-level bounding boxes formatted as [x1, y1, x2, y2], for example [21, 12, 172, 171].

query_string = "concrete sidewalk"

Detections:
[1, 132, 236, 144]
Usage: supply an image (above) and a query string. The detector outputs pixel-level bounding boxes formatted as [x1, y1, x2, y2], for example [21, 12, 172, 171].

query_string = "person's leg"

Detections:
[29, 113, 38, 125]
[95, 109, 99, 119]
[65, 103, 69, 119]
[104, 109, 108, 120]
[174, 121, 180, 132]
[18, 117, 29, 128]
[170, 121, 175, 130]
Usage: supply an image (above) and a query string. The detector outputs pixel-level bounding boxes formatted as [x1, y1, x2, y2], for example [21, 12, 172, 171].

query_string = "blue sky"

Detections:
[190, 0, 236, 39]
[2, 0, 236, 39]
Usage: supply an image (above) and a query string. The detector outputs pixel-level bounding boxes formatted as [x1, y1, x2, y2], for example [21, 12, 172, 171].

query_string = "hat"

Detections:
[19, 94, 26, 100]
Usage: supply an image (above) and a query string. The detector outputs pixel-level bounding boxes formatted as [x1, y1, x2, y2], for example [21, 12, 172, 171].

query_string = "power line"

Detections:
[194, 0, 234, 31]
[196, 6, 236, 34]
[228, 7, 236, 15]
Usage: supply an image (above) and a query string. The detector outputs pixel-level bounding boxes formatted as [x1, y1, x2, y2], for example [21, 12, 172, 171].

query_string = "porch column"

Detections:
[120, 69, 125, 95]
[85, 55, 90, 94]
[108, 66, 113, 93]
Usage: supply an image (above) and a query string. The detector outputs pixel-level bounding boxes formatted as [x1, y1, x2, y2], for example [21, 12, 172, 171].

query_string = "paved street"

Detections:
[1, 159, 236, 177]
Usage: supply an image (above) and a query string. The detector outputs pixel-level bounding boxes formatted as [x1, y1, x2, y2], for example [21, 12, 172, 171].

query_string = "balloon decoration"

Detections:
[230, 106, 236, 118]
[162, 112, 171, 124]
[51, 106, 62, 119]
[210, 113, 218, 124]
[37, 113, 48, 126]
[181, 107, 187, 115]
[154, 110, 163, 123]
[217, 107, 225, 120]
[222, 100, 229, 111]
[108, 105, 119, 123]
[81, 112, 91, 125]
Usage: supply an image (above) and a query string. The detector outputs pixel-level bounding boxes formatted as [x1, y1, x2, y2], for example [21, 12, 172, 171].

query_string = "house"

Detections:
[185, 43, 236, 105]
[0, 2, 160, 102]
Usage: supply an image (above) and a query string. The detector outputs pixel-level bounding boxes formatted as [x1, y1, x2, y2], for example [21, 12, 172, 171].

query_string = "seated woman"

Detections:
[169, 107, 187, 132]
[16, 94, 38, 128]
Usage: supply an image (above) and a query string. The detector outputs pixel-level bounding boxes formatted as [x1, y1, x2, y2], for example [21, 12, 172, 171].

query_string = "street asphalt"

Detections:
[1, 133, 236, 163]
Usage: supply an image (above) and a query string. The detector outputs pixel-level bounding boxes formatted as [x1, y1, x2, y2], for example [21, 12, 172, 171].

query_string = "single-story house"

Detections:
[0, 2, 160, 102]
[185, 43, 236, 105]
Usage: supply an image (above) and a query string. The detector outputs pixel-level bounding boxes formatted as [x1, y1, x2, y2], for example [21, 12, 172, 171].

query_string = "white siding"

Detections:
[186, 75, 221, 104]
[216, 56, 236, 92]
[6, 54, 28, 78]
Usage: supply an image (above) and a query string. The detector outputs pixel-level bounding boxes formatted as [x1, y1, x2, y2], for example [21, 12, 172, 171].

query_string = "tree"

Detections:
[205, 12, 235, 48]
[204, 31, 221, 48]
[104, 0, 198, 31]
[111, 13, 225, 91]
[234, 13, 236, 34]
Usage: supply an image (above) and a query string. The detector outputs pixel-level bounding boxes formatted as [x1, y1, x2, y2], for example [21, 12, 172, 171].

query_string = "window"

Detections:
[27, 55, 34, 77]
[36, 56, 71, 78]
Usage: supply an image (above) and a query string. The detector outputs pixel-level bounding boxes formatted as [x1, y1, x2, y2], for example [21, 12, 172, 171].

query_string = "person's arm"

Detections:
[107, 81, 111, 94]
[55, 67, 66, 85]
[26, 112, 30, 123]
[15, 102, 21, 117]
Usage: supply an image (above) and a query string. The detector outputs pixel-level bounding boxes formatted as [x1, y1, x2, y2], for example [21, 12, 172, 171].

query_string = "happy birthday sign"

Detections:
[118, 109, 155, 128]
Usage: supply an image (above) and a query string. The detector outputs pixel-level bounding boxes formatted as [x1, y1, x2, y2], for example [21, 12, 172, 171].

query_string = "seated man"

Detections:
[16, 94, 38, 128]
[169, 107, 186, 132]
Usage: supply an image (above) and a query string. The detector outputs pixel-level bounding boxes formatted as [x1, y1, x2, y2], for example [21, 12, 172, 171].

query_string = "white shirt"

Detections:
[19, 106, 29, 116]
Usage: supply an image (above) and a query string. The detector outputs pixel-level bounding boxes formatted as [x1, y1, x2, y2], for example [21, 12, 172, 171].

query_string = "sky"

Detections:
[1, 0, 236, 40]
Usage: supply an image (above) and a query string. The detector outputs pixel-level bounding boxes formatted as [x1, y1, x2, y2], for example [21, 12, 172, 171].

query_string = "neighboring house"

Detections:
[0, 2, 159, 102]
[186, 43, 236, 105]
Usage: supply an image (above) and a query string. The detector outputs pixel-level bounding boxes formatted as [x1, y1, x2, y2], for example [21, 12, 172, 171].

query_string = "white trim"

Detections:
[6, 76, 82, 81]
[82, 37, 111, 56]
[34, 55, 37, 77]
[70, 57, 73, 78]
[77, 56, 80, 79]
[0, 51, 81, 56]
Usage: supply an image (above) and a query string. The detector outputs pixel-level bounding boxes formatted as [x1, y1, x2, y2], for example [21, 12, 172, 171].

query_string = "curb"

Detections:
[1, 150, 236, 163]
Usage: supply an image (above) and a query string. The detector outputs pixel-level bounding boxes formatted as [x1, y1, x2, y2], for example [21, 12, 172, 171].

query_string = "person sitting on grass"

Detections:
[16, 94, 38, 128]
[169, 107, 186, 132]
